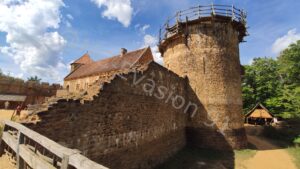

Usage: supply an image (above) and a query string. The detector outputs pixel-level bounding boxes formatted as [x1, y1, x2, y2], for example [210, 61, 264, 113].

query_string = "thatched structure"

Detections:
[245, 103, 275, 125]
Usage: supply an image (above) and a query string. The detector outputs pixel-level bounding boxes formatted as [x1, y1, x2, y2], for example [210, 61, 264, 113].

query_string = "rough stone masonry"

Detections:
[21, 5, 248, 169]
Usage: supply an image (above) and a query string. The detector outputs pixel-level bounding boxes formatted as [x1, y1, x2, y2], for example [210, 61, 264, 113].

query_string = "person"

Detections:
[4, 101, 9, 109]
[16, 105, 22, 116]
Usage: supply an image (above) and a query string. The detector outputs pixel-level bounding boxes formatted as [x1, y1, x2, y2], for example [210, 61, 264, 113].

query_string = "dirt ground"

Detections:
[0, 110, 14, 122]
[0, 154, 16, 169]
[0, 110, 29, 124]
[235, 127, 298, 169]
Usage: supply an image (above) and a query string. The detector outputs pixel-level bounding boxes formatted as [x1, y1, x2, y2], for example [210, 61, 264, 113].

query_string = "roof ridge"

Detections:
[245, 103, 274, 117]
[64, 47, 153, 81]
[73, 52, 94, 64]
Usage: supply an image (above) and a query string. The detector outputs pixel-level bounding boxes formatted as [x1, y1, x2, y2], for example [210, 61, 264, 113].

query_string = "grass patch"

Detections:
[0, 125, 3, 138]
[234, 149, 257, 161]
[287, 147, 300, 169]
[293, 136, 300, 144]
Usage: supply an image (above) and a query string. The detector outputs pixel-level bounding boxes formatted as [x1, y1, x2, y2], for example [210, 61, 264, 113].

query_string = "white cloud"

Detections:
[272, 29, 300, 54]
[143, 34, 163, 65]
[144, 34, 157, 46]
[135, 24, 150, 34]
[142, 25, 150, 32]
[0, 0, 67, 82]
[91, 0, 133, 27]
[65, 21, 72, 28]
[66, 14, 74, 20]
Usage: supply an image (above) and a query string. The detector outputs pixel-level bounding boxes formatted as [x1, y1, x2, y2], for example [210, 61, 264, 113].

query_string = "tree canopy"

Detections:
[27, 76, 42, 83]
[242, 40, 300, 118]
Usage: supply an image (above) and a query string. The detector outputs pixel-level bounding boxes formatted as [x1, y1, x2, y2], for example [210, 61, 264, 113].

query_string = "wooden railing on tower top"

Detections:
[159, 4, 247, 43]
[0, 120, 108, 169]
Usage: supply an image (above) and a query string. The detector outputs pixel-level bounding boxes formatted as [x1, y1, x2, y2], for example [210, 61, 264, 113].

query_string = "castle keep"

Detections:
[13, 4, 247, 169]
[158, 4, 247, 149]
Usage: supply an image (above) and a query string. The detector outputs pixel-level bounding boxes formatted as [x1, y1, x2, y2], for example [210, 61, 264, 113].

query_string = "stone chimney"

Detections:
[120, 48, 127, 56]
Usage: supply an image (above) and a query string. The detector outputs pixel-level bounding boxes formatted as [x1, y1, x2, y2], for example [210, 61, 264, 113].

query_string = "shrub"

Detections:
[0, 125, 3, 138]
[294, 136, 300, 145]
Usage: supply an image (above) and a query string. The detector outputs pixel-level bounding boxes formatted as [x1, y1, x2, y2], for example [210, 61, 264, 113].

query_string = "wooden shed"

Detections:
[245, 103, 274, 125]
[0, 94, 26, 109]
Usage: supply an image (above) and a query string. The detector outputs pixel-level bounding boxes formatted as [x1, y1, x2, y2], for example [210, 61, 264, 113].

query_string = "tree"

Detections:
[242, 40, 300, 118]
[278, 40, 300, 85]
[276, 40, 300, 118]
[242, 57, 282, 114]
[27, 76, 42, 83]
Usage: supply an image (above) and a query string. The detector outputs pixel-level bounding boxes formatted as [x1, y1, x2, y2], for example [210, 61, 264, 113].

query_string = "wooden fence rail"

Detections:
[159, 3, 247, 43]
[0, 120, 109, 169]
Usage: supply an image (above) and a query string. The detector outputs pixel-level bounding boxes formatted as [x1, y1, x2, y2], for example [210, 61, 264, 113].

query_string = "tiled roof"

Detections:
[0, 94, 26, 102]
[72, 53, 94, 64]
[64, 47, 153, 80]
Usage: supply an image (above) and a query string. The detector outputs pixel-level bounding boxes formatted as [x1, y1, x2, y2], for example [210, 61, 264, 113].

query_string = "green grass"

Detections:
[287, 147, 300, 169]
[293, 136, 300, 144]
[0, 125, 3, 138]
[234, 149, 257, 161]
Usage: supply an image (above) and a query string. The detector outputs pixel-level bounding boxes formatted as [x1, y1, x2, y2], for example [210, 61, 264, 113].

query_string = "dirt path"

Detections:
[0, 154, 16, 169]
[236, 135, 297, 169]
[0, 110, 14, 122]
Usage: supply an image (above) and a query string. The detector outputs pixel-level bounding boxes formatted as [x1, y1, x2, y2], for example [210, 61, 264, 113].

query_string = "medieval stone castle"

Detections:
[21, 4, 248, 169]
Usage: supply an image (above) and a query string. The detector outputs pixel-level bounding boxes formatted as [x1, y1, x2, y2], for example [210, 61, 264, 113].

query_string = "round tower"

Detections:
[159, 4, 247, 149]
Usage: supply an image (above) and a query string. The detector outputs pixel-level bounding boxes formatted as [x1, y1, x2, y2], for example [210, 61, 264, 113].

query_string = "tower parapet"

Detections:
[159, 4, 248, 149]
[159, 4, 247, 50]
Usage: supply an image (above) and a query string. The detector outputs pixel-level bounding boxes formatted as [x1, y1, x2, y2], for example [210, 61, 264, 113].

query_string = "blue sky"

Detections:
[0, 0, 300, 83]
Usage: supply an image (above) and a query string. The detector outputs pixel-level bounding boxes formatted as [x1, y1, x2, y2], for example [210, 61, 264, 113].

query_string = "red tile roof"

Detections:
[72, 53, 94, 64]
[64, 47, 153, 80]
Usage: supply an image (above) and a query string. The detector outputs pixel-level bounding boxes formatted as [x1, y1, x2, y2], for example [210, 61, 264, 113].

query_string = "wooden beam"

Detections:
[61, 154, 69, 169]
[2, 120, 110, 169]
[2, 132, 18, 152]
[3, 120, 78, 158]
[19, 145, 56, 169]
[17, 132, 25, 169]
[69, 153, 109, 169]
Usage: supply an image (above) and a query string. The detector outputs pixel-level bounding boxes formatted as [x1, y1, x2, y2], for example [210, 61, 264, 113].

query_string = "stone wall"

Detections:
[25, 63, 196, 169]
[64, 47, 154, 94]
[0, 79, 61, 108]
[160, 18, 247, 149]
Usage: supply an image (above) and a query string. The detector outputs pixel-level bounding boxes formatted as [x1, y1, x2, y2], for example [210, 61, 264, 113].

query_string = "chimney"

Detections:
[120, 48, 127, 56]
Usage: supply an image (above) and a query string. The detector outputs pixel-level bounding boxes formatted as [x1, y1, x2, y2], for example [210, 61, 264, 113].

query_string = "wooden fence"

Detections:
[0, 120, 109, 169]
[159, 4, 247, 43]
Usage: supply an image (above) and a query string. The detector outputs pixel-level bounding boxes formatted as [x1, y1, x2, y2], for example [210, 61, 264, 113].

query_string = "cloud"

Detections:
[138, 24, 150, 34]
[66, 14, 74, 20]
[0, 0, 67, 82]
[272, 29, 300, 54]
[143, 34, 163, 65]
[91, 0, 133, 27]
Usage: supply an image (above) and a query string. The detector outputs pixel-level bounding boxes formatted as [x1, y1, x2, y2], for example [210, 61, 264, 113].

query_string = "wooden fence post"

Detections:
[232, 5, 235, 21]
[16, 132, 24, 169]
[0, 124, 8, 156]
[61, 154, 69, 169]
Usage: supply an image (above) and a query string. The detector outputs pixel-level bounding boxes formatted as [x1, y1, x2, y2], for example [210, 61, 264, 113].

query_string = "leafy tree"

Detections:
[242, 58, 281, 114]
[27, 75, 41, 83]
[242, 40, 300, 118]
[277, 40, 300, 118]
[278, 40, 300, 85]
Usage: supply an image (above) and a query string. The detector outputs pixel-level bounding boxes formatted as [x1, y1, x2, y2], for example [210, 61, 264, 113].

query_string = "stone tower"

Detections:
[159, 4, 248, 149]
